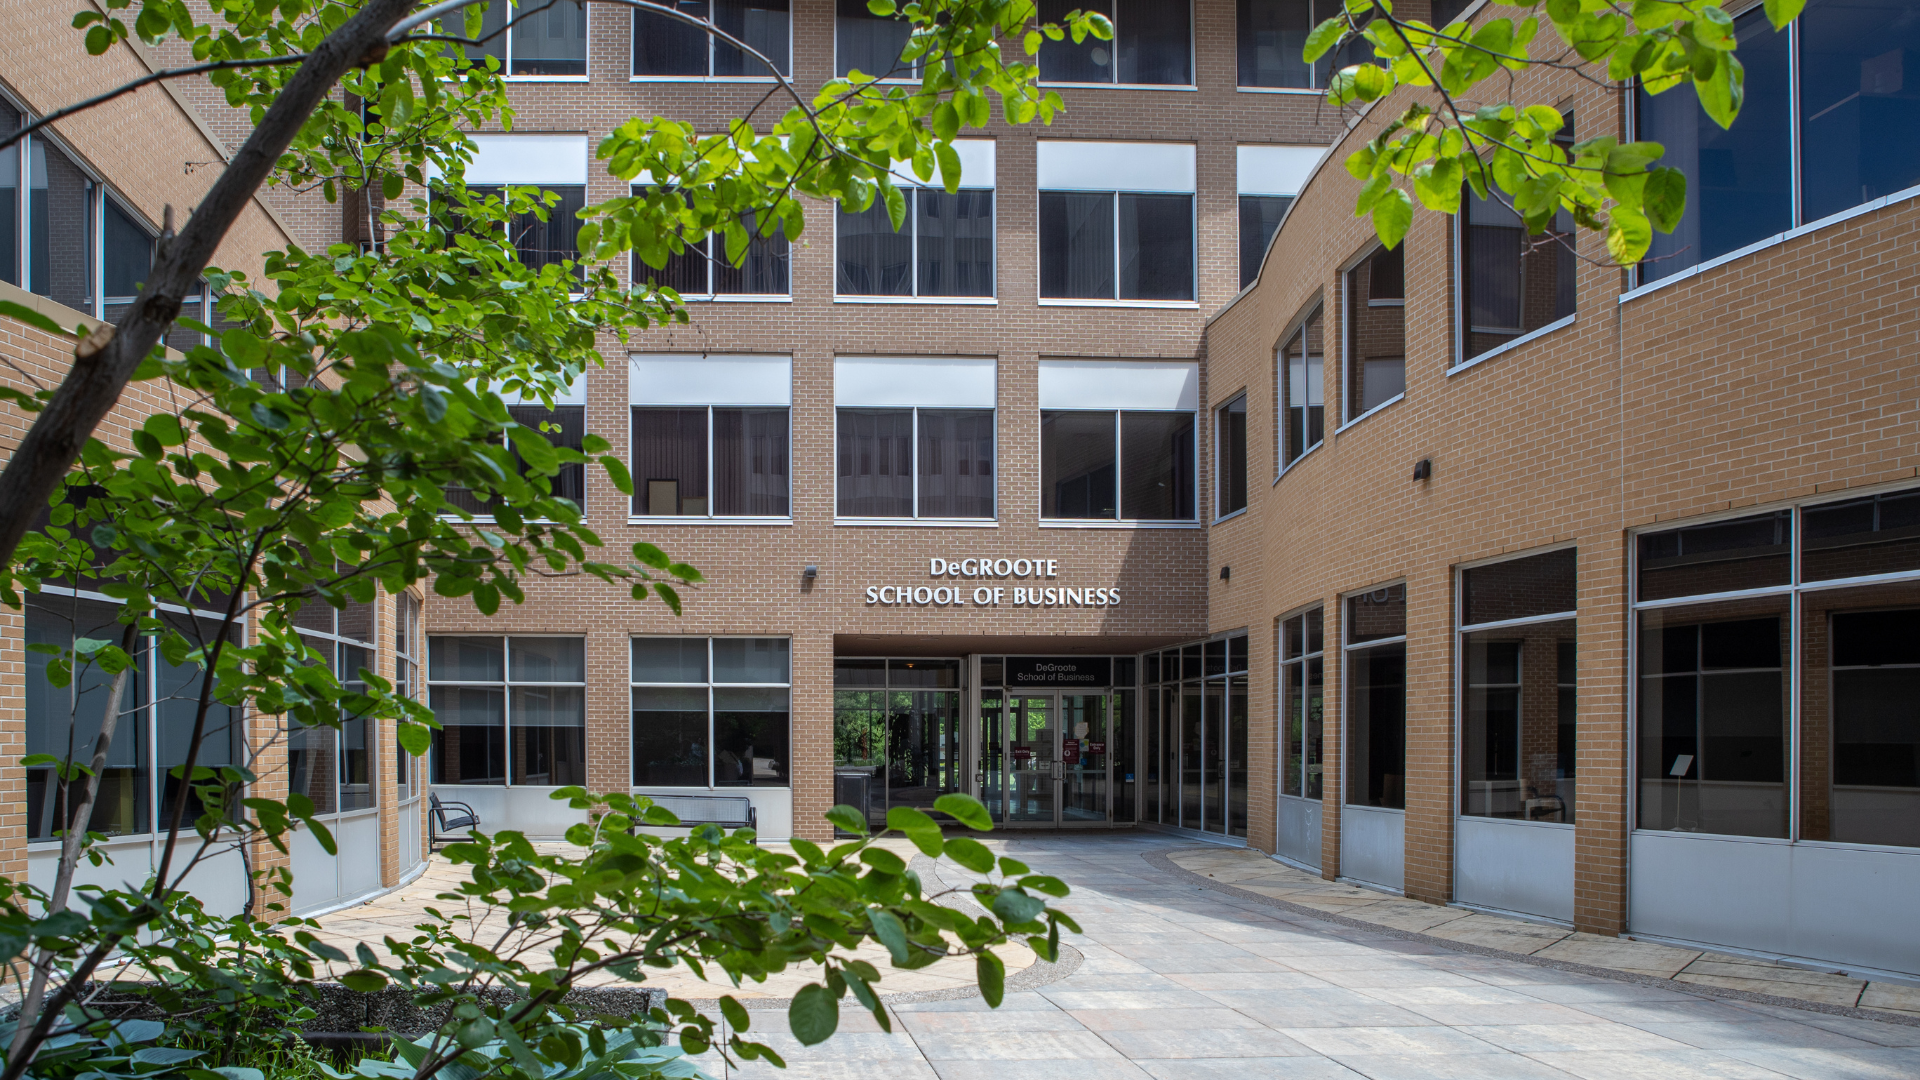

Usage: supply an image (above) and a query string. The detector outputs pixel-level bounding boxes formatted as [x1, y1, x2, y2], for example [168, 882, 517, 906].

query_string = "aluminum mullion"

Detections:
[1459, 610, 1581, 634]
[1788, 19, 1803, 227]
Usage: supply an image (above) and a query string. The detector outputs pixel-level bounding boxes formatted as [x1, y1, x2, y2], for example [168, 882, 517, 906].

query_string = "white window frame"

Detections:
[1336, 242, 1407, 431]
[427, 634, 588, 788]
[834, 355, 998, 525]
[1037, 0, 1198, 90]
[629, 1, 792, 82]
[293, 602, 382, 823]
[1275, 300, 1326, 480]
[630, 635, 793, 791]
[1035, 141, 1198, 309]
[477, 0, 591, 82]
[628, 353, 793, 525]
[1276, 601, 1327, 808]
[1213, 392, 1248, 523]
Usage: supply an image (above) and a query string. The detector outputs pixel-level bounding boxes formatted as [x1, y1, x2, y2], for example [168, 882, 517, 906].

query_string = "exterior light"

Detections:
[1220, 565, 1231, 581]
[803, 565, 818, 579]
[1413, 458, 1433, 482]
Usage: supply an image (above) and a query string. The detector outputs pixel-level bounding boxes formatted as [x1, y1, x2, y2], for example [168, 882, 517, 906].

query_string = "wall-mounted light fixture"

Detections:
[1219, 565, 1231, 581]
[802, 564, 818, 579]
[1412, 458, 1433, 482]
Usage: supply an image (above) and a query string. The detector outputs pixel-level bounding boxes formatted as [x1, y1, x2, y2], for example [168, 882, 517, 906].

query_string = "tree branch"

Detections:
[0, 55, 310, 157]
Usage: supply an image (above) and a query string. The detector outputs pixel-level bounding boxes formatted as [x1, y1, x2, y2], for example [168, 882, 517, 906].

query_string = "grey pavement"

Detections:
[703, 833, 1920, 1080]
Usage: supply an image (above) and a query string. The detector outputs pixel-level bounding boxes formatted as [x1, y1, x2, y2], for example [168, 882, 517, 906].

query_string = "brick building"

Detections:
[3, 0, 1918, 982]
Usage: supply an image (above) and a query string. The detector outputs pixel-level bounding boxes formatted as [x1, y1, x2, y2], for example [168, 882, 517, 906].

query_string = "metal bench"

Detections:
[633, 793, 757, 844]
[428, 792, 480, 852]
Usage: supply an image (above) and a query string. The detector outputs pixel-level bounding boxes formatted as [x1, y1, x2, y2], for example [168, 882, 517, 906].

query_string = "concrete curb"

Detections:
[1146, 846, 1920, 1029]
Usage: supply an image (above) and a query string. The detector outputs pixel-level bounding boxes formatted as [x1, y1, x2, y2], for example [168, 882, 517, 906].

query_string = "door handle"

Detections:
[1052, 761, 1064, 781]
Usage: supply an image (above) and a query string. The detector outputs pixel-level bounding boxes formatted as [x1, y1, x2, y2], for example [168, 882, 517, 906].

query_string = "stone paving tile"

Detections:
[1403, 1003, 1612, 1027]
[1324, 1053, 1583, 1079]
[1535, 934, 1703, 979]
[1524, 1047, 1804, 1079]
[1067, 1007, 1271, 1032]
[1628, 1019, 1884, 1051]
[1452, 1022, 1696, 1053]
[1716, 1045, 1920, 1080]
[1094, 1026, 1319, 1059]
[1423, 914, 1574, 955]
[1276, 1024, 1506, 1056]
[927, 1059, 1156, 1080]
[1133, 1057, 1367, 1079]
[897, 1009, 1090, 1034]
[909, 1029, 1129, 1061]
[1859, 983, 1920, 1017]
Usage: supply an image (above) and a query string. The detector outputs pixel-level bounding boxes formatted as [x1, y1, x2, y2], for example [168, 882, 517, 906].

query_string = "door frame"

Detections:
[973, 684, 1118, 830]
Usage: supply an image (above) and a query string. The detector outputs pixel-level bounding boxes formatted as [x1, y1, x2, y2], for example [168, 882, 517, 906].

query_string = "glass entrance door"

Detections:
[992, 692, 1113, 827]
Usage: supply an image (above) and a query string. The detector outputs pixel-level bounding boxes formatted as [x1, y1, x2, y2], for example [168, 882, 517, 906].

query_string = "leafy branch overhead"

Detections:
[1307, 0, 1805, 262]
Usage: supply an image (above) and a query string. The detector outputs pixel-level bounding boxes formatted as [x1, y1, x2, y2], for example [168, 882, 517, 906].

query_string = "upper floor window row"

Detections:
[1039, 141, 1195, 305]
[836, 141, 996, 300]
[1637, 0, 1920, 283]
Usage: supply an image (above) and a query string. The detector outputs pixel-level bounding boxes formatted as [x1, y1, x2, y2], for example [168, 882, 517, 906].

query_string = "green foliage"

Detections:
[1309, 0, 1807, 261]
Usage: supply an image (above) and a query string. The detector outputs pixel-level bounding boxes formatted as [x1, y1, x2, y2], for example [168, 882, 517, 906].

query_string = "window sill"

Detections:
[502, 75, 590, 83]
[836, 517, 998, 528]
[1038, 297, 1199, 310]
[628, 516, 791, 526]
[1618, 179, 1920, 305]
[1450, 313, 1576, 376]
[1274, 440, 1322, 483]
[1039, 519, 1201, 530]
[675, 293, 792, 303]
[439, 514, 573, 525]
[1038, 81, 1199, 92]
[1334, 392, 1405, 435]
[1236, 85, 1322, 95]
[1213, 507, 1248, 526]
[628, 75, 781, 84]
[1457, 814, 1575, 831]
[834, 295, 997, 306]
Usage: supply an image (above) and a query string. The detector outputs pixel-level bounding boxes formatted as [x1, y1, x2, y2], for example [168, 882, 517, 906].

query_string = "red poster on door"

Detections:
[1061, 739, 1080, 765]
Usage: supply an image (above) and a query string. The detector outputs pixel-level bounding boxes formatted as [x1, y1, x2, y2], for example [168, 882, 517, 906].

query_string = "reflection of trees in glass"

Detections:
[834, 689, 888, 765]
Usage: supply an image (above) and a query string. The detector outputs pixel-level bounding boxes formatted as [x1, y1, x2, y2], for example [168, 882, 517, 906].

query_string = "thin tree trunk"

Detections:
[9, 621, 139, 1058]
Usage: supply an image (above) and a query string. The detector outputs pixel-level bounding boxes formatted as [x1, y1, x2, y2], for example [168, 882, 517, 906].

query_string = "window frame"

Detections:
[291, 597, 382, 819]
[833, 0, 921, 83]
[426, 634, 589, 788]
[394, 591, 424, 807]
[1235, 0, 1381, 93]
[468, 0, 591, 81]
[630, 183, 792, 301]
[1342, 580, 1409, 812]
[1035, 187, 1199, 308]
[1037, 0, 1198, 90]
[630, 635, 793, 790]
[1277, 603, 1326, 806]
[1338, 242, 1408, 430]
[834, 184, 998, 304]
[1214, 392, 1249, 522]
[1275, 300, 1326, 479]
[629, 0, 793, 81]
[1627, 481, 1920, 851]
[1036, 406, 1200, 528]
[834, 404, 998, 525]
[627, 402, 793, 523]
[441, 382, 588, 523]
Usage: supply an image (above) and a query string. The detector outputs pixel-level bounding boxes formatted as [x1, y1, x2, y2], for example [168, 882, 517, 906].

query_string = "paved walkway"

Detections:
[691, 834, 1920, 1080]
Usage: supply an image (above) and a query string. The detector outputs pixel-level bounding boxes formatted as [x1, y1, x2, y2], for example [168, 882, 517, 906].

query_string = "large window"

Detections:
[632, 0, 791, 78]
[453, 0, 588, 77]
[1140, 635, 1248, 836]
[1280, 606, 1325, 801]
[450, 135, 591, 274]
[1346, 584, 1407, 811]
[1344, 244, 1405, 419]
[429, 636, 587, 787]
[1038, 0, 1192, 86]
[1457, 187, 1576, 365]
[633, 637, 791, 788]
[835, 356, 995, 520]
[444, 376, 587, 516]
[1215, 394, 1247, 519]
[1638, 0, 1920, 283]
[835, 658, 963, 830]
[1038, 359, 1197, 523]
[1037, 141, 1195, 303]
[837, 142, 995, 299]
[292, 594, 378, 814]
[634, 191, 789, 299]
[1236, 146, 1320, 287]
[1237, 0, 1378, 89]
[394, 591, 422, 806]
[1461, 549, 1577, 823]
[1279, 304, 1325, 469]
[25, 595, 239, 842]
[1638, 489, 1920, 849]
[629, 353, 791, 519]
[836, 0, 914, 78]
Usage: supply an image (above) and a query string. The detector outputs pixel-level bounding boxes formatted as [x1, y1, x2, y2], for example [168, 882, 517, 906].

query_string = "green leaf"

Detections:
[633, 542, 671, 570]
[1643, 166, 1687, 233]
[826, 804, 869, 834]
[339, 969, 388, 993]
[888, 806, 937, 833]
[131, 1048, 204, 1066]
[1693, 50, 1744, 129]
[933, 792, 992, 830]
[600, 455, 634, 495]
[868, 909, 912, 964]
[976, 950, 1005, 1007]
[1763, 0, 1807, 28]
[862, 847, 907, 874]
[789, 983, 839, 1046]
[942, 836, 995, 873]
[1371, 187, 1414, 249]
[1304, 16, 1347, 62]
[0, 300, 74, 338]
[720, 995, 751, 1032]
[1695, 5, 1738, 49]
[1607, 205, 1654, 264]
[991, 888, 1047, 925]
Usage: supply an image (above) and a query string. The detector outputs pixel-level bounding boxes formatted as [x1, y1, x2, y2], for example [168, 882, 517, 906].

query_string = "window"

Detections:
[1139, 636, 1247, 835]
[1636, 489, 1920, 849]
[1638, 0, 1920, 283]
[1280, 607, 1325, 800]
[630, 353, 791, 519]
[24, 596, 240, 842]
[453, 0, 588, 77]
[633, 0, 791, 78]
[1279, 305, 1324, 469]
[1215, 394, 1247, 518]
[1346, 584, 1407, 810]
[1038, 0, 1192, 86]
[834, 658, 964, 830]
[467, 184, 585, 273]
[1236, 146, 1320, 287]
[634, 191, 789, 298]
[633, 637, 791, 788]
[292, 593, 379, 814]
[394, 591, 422, 806]
[1037, 141, 1195, 303]
[1461, 549, 1577, 823]
[835, 356, 995, 520]
[1344, 244, 1405, 419]
[836, 0, 914, 78]
[1457, 185, 1575, 364]
[429, 636, 587, 787]
[443, 376, 587, 516]
[836, 142, 996, 300]
[444, 135, 590, 274]
[102, 198, 153, 329]
[1038, 359, 1197, 523]
[1237, 0, 1378, 89]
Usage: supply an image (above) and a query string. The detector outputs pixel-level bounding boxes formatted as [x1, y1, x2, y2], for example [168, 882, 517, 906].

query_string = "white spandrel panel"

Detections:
[1038, 359, 1199, 411]
[1037, 141, 1196, 193]
[435, 134, 590, 186]
[835, 356, 997, 408]
[1236, 144, 1326, 197]
[629, 354, 792, 406]
[885, 139, 998, 189]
